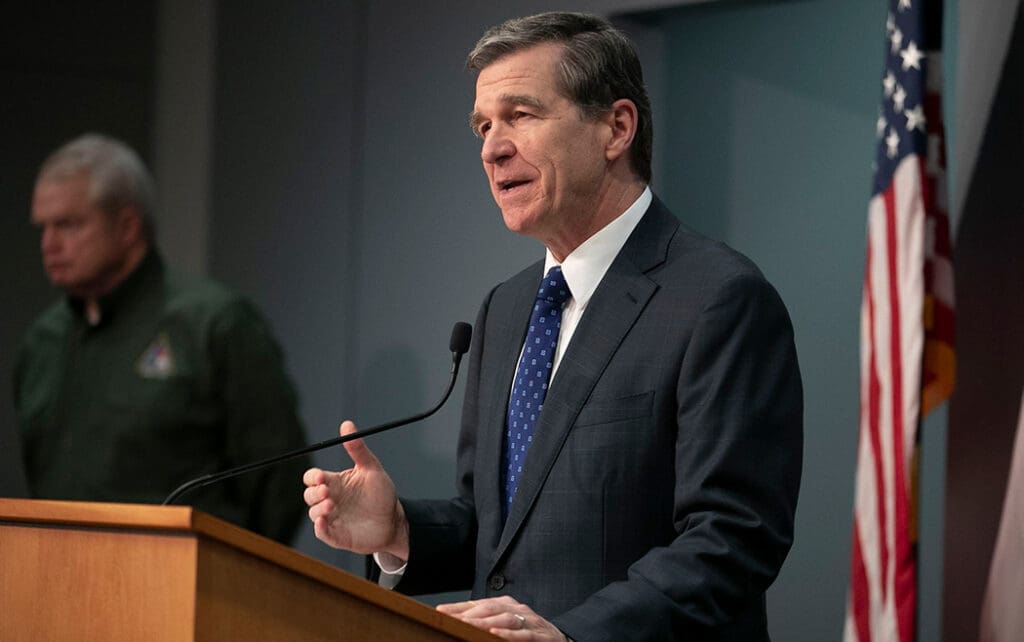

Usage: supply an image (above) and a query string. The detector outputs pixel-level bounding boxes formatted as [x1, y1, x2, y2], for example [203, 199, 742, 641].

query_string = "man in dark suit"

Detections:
[304, 12, 802, 641]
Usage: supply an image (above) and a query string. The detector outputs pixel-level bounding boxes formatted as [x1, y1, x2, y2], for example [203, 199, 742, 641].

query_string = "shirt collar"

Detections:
[67, 250, 163, 327]
[544, 186, 652, 307]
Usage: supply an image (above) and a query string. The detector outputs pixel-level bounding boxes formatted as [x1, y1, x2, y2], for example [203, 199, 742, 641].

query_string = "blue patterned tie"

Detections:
[504, 266, 571, 520]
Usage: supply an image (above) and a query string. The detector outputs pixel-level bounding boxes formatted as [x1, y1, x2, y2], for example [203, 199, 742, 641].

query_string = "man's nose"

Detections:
[480, 125, 515, 164]
[40, 227, 59, 254]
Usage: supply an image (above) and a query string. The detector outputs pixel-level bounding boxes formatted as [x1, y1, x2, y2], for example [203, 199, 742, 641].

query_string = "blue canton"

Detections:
[503, 266, 571, 521]
[873, 0, 932, 196]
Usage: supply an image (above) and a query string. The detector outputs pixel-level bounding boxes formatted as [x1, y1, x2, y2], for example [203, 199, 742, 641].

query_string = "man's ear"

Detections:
[116, 204, 145, 245]
[604, 98, 639, 163]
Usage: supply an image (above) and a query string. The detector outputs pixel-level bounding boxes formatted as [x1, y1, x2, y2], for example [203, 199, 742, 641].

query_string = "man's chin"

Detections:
[500, 208, 540, 236]
[46, 274, 82, 294]
[44, 271, 69, 288]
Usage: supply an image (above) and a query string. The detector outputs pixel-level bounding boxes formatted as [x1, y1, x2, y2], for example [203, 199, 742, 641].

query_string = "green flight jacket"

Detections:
[14, 251, 310, 544]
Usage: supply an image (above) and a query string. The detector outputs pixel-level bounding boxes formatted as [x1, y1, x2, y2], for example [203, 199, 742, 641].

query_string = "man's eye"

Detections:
[477, 123, 491, 138]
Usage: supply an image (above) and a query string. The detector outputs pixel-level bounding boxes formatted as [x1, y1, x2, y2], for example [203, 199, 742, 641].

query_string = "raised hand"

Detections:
[302, 420, 410, 560]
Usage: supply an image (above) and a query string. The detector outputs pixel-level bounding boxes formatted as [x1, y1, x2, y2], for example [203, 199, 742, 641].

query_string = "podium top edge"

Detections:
[0, 498, 504, 641]
[0, 498, 196, 530]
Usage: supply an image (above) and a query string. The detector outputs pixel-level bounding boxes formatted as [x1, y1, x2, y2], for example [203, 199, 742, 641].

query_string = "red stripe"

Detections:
[850, 515, 874, 642]
[884, 183, 916, 642]
[866, 225, 890, 605]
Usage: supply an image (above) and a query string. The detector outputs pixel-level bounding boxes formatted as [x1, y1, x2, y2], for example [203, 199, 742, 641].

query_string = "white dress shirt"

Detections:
[375, 186, 653, 583]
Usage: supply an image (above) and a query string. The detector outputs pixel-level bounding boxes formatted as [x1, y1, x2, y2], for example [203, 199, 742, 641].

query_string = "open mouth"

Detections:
[498, 179, 530, 192]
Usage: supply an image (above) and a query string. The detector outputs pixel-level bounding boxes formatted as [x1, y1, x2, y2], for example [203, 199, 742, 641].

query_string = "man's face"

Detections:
[472, 43, 612, 248]
[31, 175, 132, 298]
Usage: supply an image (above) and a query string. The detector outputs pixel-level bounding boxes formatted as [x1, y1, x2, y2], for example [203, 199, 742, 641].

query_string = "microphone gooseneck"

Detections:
[162, 322, 473, 506]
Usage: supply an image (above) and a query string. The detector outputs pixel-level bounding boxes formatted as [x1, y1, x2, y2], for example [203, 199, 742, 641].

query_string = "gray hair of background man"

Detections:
[467, 11, 653, 184]
[37, 133, 157, 243]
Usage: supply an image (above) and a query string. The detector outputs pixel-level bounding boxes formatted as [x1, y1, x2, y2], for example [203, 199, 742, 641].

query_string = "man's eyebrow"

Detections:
[500, 93, 545, 112]
[469, 94, 547, 133]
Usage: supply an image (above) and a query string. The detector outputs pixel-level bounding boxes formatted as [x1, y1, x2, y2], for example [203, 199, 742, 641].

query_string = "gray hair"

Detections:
[467, 12, 653, 184]
[37, 133, 157, 242]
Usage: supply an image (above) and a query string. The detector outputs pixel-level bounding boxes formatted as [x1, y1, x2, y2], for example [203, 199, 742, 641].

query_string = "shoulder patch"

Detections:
[136, 332, 177, 379]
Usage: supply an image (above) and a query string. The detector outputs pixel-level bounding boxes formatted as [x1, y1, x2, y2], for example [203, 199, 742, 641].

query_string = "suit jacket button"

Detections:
[488, 573, 506, 590]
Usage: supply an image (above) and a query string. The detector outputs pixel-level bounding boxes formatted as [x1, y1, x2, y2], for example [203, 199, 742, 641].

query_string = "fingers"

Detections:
[302, 421, 383, 474]
[312, 515, 330, 542]
[302, 467, 325, 487]
[436, 601, 471, 615]
[339, 420, 383, 470]
[303, 466, 337, 508]
[439, 602, 511, 631]
[438, 594, 516, 614]
[303, 482, 325, 506]
[306, 492, 333, 519]
[438, 596, 518, 628]
[438, 598, 564, 641]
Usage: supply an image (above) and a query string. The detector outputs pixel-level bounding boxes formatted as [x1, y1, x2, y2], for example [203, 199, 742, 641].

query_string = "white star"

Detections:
[876, 113, 888, 138]
[890, 27, 903, 53]
[886, 128, 901, 158]
[887, 13, 895, 33]
[900, 41, 924, 71]
[883, 71, 897, 97]
[899, 0, 912, 10]
[893, 84, 907, 113]
[904, 104, 926, 131]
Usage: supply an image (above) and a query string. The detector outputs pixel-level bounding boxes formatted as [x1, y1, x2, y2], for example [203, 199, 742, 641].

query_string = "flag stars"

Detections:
[883, 72, 896, 98]
[904, 104, 926, 132]
[892, 85, 907, 113]
[876, 113, 888, 138]
[898, 0, 912, 10]
[885, 128, 900, 158]
[900, 41, 924, 71]
[890, 27, 903, 54]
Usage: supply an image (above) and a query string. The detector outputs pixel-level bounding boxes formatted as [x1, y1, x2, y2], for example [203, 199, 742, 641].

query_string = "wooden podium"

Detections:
[0, 499, 499, 641]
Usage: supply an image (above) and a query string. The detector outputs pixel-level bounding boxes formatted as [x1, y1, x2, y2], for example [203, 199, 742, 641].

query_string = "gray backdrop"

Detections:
[3, 1, 1013, 639]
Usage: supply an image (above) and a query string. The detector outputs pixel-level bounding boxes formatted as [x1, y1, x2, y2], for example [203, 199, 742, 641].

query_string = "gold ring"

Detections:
[513, 613, 526, 628]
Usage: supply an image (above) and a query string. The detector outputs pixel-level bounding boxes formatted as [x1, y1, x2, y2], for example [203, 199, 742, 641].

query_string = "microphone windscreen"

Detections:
[450, 322, 473, 355]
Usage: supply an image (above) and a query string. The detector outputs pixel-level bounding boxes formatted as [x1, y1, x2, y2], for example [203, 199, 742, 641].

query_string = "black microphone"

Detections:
[162, 321, 472, 506]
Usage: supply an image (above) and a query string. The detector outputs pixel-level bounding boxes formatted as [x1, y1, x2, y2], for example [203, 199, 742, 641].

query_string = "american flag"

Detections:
[844, 1, 955, 641]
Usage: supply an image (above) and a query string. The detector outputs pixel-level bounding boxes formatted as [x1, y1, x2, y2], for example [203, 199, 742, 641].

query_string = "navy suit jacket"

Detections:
[397, 197, 802, 640]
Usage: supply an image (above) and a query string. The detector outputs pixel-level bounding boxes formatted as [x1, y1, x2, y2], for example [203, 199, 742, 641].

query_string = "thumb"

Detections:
[339, 420, 382, 470]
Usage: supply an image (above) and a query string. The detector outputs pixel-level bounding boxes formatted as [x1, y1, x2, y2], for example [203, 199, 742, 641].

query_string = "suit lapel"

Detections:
[491, 199, 679, 567]
[476, 262, 543, 549]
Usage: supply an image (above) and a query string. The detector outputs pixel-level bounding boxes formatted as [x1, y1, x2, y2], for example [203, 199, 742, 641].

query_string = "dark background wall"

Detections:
[0, 2, 156, 496]
[943, 4, 1024, 639]
[3, 1, 1018, 640]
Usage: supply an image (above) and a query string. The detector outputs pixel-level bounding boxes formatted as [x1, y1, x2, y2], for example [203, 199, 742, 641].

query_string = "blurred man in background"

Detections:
[15, 133, 308, 544]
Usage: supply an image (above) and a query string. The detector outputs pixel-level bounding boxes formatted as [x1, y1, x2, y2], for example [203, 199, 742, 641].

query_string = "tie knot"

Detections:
[537, 266, 571, 306]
